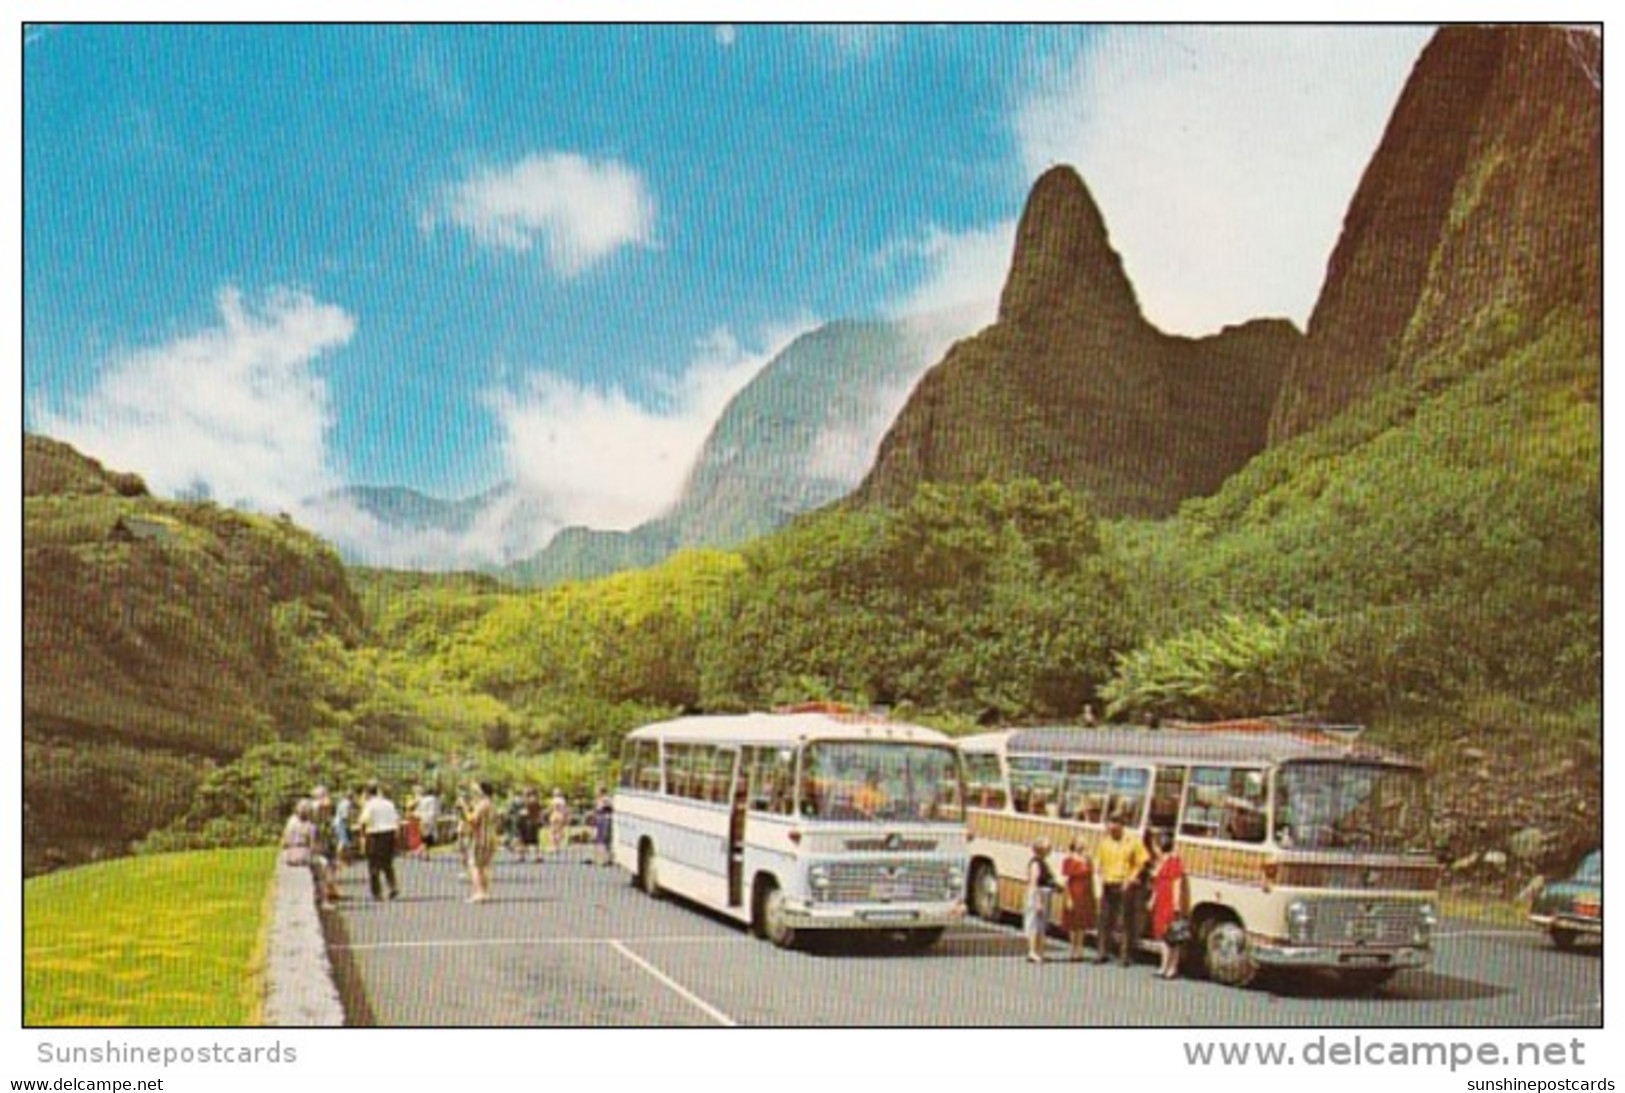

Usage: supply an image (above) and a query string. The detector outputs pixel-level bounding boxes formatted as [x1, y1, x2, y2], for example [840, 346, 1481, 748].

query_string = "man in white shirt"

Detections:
[357, 782, 402, 901]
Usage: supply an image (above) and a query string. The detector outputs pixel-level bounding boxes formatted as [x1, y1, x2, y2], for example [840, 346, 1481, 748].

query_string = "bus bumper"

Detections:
[1528, 913, 1602, 936]
[782, 902, 967, 931]
[1250, 941, 1430, 971]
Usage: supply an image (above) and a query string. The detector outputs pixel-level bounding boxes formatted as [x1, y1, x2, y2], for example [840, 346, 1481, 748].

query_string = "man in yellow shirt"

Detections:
[1093, 816, 1149, 965]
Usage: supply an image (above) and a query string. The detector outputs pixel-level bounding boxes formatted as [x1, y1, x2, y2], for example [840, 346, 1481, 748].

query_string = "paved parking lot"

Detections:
[324, 851, 1602, 1027]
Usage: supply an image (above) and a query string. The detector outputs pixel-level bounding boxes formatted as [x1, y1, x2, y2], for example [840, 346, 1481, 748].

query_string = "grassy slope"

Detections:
[24, 848, 278, 1026]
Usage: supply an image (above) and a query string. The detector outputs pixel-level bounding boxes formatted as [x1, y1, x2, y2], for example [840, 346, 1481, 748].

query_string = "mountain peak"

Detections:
[998, 165, 1141, 327]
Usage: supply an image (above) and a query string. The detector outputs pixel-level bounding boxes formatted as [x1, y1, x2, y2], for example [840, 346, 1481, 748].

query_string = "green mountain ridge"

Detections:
[24, 435, 366, 872]
[22, 25, 1601, 876]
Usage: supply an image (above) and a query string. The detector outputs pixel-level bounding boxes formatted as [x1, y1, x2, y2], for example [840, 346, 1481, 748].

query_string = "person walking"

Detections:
[357, 781, 402, 902]
[1147, 829, 1191, 979]
[464, 782, 499, 903]
[1093, 815, 1148, 965]
[1024, 837, 1060, 964]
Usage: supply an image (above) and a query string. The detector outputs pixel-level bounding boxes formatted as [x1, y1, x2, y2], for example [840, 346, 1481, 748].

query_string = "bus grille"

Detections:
[816, 861, 956, 904]
[1307, 899, 1423, 947]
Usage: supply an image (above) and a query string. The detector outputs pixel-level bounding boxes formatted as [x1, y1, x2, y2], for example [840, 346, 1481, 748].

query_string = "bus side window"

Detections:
[963, 753, 1008, 811]
[1149, 766, 1187, 830]
[1107, 767, 1149, 828]
[1181, 768, 1229, 837]
[1223, 769, 1268, 843]
[666, 744, 694, 800]
[637, 741, 661, 793]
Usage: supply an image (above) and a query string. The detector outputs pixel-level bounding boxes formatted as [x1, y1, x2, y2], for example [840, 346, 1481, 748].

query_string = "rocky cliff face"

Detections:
[856, 166, 1300, 516]
[507, 317, 962, 584]
[1270, 26, 1601, 443]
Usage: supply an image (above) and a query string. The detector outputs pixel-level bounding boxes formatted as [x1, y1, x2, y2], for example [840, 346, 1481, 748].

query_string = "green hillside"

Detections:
[23, 435, 366, 872]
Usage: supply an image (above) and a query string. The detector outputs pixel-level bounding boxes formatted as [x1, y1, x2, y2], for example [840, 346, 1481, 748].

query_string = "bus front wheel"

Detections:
[1201, 918, 1258, 988]
[969, 859, 1001, 922]
[756, 881, 798, 950]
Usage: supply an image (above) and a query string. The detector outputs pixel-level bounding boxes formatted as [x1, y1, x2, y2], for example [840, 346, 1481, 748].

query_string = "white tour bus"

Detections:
[613, 707, 969, 950]
[960, 720, 1440, 988]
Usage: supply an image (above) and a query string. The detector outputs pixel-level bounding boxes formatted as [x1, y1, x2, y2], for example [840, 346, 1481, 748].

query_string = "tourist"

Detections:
[1147, 829, 1191, 979]
[357, 781, 402, 901]
[1024, 837, 1059, 964]
[1093, 815, 1148, 965]
[589, 787, 613, 866]
[548, 789, 571, 860]
[1060, 837, 1093, 961]
[464, 782, 499, 903]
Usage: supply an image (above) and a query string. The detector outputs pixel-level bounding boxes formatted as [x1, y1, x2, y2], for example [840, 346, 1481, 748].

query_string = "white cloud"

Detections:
[486, 320, 813, 533]
[433, 151, 657, 276]
[297, 487, 564, 572]
[34, 287, 354, 512]
[1015, 25, 1432, 335]
[880, 219, 1016, 330]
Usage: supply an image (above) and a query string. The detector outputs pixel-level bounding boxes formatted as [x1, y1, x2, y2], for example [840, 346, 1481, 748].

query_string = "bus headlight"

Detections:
[1415, 902, 1438, 946]
[1287, 900, 1314, 944]
[948, 865, 965, 894]
[809, 864, 831, 896]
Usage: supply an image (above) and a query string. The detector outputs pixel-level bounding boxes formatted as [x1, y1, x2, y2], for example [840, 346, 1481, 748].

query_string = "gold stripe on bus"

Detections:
[1177, 841, 1269, 884]
[970, 810, 1102, 852]
[1276, 860, 1441, 891]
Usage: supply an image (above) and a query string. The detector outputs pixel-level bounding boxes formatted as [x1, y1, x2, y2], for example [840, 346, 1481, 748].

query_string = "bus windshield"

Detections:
[801, 741, 963, 822]
[1274, 761, 1430, 854]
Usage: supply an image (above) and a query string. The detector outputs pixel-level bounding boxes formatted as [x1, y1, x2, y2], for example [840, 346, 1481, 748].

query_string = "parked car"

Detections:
[1529, 849, 1601, 950]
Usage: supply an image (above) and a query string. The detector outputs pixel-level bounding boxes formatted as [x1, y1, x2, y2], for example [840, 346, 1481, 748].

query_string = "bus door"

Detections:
[722, 746, 745, 907]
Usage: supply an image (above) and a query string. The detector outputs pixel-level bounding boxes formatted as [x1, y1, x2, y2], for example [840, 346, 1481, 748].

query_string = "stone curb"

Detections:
[262, 863, 345, 1027]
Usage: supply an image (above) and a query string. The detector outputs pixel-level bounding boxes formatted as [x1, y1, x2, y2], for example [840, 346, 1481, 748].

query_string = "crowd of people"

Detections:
[286, 778, 1190, 971]
[1024, 820, 1190, 976]
[281, 781, 616, 908]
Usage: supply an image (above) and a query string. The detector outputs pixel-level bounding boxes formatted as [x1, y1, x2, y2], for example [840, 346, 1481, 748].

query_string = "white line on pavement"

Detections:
[610, 939, 738, 1027]
[334, 934, 750, 951]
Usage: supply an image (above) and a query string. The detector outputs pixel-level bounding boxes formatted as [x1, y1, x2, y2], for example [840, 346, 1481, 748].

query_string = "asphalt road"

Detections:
[324, 850, 1601, 1027]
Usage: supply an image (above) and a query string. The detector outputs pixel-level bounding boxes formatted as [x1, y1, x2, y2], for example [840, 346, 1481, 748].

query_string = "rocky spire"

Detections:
[997, 165, 1143, 329]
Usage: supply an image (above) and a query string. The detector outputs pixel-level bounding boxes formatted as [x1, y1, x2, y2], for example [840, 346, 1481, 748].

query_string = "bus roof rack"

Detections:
[1167, 715, 1365, 743]
[772, 701, 864, 717]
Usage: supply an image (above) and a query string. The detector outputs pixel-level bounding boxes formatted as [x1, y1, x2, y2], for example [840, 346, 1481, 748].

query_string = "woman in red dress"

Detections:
[1060, 838, 1094, 961]
[1148, 829, 1190, 979]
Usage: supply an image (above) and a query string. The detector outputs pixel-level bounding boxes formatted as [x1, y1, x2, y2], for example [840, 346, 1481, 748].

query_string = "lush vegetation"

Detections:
[24, 848, 277, 1025]
[22, 239, 1600, 880]
[1109, 309, 1599, 727]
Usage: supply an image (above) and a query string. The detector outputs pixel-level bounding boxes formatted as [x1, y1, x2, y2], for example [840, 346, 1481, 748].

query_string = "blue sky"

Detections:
[22, 24, 1432, 565]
